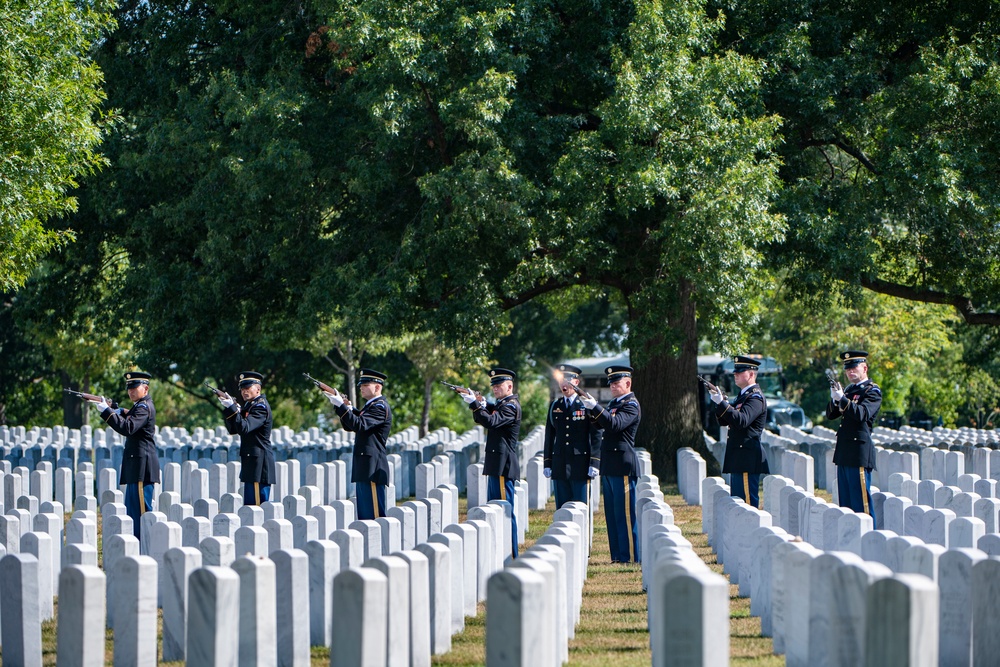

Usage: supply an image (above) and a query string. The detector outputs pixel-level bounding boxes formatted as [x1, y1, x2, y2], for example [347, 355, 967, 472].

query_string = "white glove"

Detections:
[709, 388, 724, 404]
[588, 466, 600, 478]
[90, 398, 109, 412]
[325, 391, 344, 407]
[461, 389, 478, 405]
[543, 467, 551, 478]
[581, 395, 598, 409]
[831, 387, 845, 402]
[218, 394, 235, 408]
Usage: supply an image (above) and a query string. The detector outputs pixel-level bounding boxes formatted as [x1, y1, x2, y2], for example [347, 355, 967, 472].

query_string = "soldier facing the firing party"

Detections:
[581, 365, 641, 564]
[827, 350, 881, 527]
[326, 369, 392, 520]
[708, 355, 769, 508]
[544, 363, 602, 509]
[454, 367, 521, 559]
[92, 371, 160, 538]
[219, 371, 276, 506]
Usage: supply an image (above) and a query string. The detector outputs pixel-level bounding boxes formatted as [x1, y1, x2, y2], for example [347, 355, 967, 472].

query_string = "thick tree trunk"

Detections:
[61, 369, 87, 428]
[421, 377, 432, 437]
[630, 283, 715, 482]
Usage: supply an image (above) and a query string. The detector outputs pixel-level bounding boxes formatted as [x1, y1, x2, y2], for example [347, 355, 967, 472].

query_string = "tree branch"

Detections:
[860, 277, 1000, 325]
[500, 278, 577, 310]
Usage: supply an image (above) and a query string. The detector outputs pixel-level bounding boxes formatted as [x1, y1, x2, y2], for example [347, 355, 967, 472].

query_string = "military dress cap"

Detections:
[357, 369, 387, 386]
[489, 367, 517, 385]
[557, 364, 583, 379]
[124, 371, 152, 388]
[840, 350, 868, 369]
[605, 365, 633, 383]
[733, 355, 763, 372]
[238, 371, 264, 387]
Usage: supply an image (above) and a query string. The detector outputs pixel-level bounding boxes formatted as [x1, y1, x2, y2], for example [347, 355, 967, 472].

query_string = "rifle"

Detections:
[824, 368, 842, 390]
[303, 373, 339, 395]
[203, 381, 235, 403]
[565, 382, 597, 402]
[697, 375, 721, 394]
[64, 389, 118, 409]
[439, 380, 467, 392]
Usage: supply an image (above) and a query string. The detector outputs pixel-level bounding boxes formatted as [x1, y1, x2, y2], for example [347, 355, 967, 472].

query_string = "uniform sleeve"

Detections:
[227, 402, 270, 436]
[102, 402, 151, 436]
[590, 400, 640, 434]
[472, 401, 520, 429]
[837, 387, 882, 423]
[717, 393, 766, 429]
[543, 403, 555, 467]
[337, 401, 388, 433]
[826, 399, 843, 421]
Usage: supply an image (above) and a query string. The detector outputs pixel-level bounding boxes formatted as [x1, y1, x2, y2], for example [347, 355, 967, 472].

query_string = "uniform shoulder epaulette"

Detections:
[868, 383, 882, 395]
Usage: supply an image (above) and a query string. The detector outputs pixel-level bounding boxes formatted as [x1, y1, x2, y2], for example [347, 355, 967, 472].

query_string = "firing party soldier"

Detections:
[708, 355, 769, 508]
[454, 367, 521, 559]
[544, 363, 602, 509]
[580, 365, 641, 564]
[219, 371, 276, 506]
[325, 369, 392, 520]
[827, 350, 881, 527]
[92, 371, 160, 538]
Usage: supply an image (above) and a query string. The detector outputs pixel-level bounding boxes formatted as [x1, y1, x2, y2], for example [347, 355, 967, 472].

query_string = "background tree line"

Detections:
[2, 0, 999, 480]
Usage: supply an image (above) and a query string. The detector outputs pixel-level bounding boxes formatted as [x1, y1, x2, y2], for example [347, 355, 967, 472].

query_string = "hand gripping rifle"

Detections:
[63, 389, 118, 410]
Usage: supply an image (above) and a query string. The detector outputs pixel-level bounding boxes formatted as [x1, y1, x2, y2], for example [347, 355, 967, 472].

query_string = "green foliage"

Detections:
[0, 0, 116, 291]
[753, 286, 979, 425]
[720, 1, 1000, 324]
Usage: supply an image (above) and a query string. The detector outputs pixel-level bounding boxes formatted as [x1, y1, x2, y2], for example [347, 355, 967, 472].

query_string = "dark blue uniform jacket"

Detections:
[717, 384, 769, 474]
[827, 379, 882, 469]
[224, 394, 276, 485]
[544, 396, 602, 480]
[337, 395, 392, 484]
[590, 392, 640, 477]
[473, 394, 521, 479]
[103, 395, 160, 485]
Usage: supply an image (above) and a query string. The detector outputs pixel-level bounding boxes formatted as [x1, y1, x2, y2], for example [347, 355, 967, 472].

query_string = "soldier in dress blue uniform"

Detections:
[455, 367, 521, 559]
[581, 365, 641, 564]
[325, 369, 393, 520]
[92, 371, 160, 538]
[708, 356, 769, 508]
[827, 350, 881, 527]
[219, 371, 276, 506]
[544, 364, 602, 509]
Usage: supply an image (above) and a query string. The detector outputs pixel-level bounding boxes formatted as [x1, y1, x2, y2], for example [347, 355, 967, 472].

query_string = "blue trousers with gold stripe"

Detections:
[242, 482, 271, 507]
[124, 482, 155, 539]
[554, 479, 589, 509]
[838, 466, 876, 528]
[730, 472, 761, 509]
[355, 481, 388, 520]
[602, 475, 639, 563]
[487, 475, 518, 558]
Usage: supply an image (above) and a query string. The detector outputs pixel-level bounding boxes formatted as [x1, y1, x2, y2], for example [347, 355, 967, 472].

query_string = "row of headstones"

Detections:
[0, 454, 561, 608]
[779, 423, 1000, 491]
[0, 486, 561, 666]
[704, 473, 1000, 666]
[484, 450, 655, 667]
[644, 457, 730, 667]
[0, 422, 486, 497]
